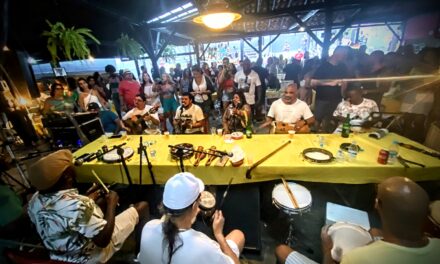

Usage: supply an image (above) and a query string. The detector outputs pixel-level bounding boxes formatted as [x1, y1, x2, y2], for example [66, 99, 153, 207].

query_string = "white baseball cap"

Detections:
[163, 172, 205, 210]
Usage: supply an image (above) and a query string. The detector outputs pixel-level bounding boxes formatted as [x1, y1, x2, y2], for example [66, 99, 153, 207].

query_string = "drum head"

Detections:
[272, 182, 312, 210]
[302, 148, 333, 163]
[199, 191, 216, 210]
[328, 222, 372, 262]
[170, 143, 194, 160]
[102, 147, 134, 163]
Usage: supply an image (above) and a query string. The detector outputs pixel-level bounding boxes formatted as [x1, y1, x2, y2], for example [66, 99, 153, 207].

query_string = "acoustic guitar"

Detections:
[124, 105, 159, 134]
[272, 121, 310, 134]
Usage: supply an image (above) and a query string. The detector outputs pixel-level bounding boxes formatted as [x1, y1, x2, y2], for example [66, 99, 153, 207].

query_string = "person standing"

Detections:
[78, 78, 107, 112]
[189, 66, 214, 133]
[252, 57, 269, 121]
[284, 58, 302, 87]
[119, 69, 141, 112]
[234, 58, 261, 120]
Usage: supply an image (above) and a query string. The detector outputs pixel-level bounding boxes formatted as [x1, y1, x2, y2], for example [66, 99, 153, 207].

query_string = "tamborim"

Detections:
[302, 148, 334, 163]
[170, 143, 194, 160]
[272, 182, 312, 215]
[102, 147, 134, 163]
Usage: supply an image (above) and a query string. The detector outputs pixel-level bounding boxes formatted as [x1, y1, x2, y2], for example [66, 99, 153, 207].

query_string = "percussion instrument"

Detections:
[302, 148, 334, 163]
[102, 147, 134, 163]
[327, 222, 373, 262]
[199, 191, 216, 219]
[170, 143, 194, 160]
[230, 146, 245, 167]
[205, 146, 217, 166]
[246, 140, 291, 179]
[272, 121, 310, 134]
[272, 182, 312, 215]
[194, 146, 206, 167]
[425, 200, 440, 238]
[231, 132, 243, 140]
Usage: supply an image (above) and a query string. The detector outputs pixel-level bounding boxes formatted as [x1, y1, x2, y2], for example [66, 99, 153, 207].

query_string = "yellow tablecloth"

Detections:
[73, 133, 440, 185]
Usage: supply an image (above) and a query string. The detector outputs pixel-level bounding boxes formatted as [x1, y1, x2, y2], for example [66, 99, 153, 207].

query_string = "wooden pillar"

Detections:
[240, 39, 244, 61]
[258, 36, 263, 60]
[321, 7, 333, 58]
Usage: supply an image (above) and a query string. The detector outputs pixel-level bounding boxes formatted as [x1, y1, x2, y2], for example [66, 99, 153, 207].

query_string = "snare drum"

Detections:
[102, 147, 134, 163]
[199, 191, 216, 218]
[328, 222, 373, 262]
[272, 182, 312, 215]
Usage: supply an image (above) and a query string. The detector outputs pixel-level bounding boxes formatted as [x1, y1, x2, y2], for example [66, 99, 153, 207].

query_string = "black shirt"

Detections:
[313, 60, 350, 101]
[283, 63, 302, 85]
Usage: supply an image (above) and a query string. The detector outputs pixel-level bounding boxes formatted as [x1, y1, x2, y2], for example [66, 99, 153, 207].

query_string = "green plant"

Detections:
[116, 33, 145, 60]
[42, 20, 100, 66]
[162, 44, 176, 62]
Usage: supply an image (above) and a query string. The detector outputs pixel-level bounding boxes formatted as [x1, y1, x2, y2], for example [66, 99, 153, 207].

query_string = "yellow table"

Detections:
[73, 133, 440, 185]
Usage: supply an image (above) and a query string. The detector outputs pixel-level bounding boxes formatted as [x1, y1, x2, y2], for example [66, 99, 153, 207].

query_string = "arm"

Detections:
[92, 191, 119, 248]
[145, 113, 160, 126]
[222, 111, 230, 134]
[78, 94, 86, 112]
[258, 116, 274, 132]
[212, 211, 240, 264]
[93, 90, 107, 107]
[321, 225, 337, 264]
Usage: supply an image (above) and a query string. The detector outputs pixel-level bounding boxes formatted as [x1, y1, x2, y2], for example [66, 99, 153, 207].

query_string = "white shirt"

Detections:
[122, 105, 160, 131]
[139, 219, 233, 264]
[268, 98, 314, 124]
[333, 98, 379, 120]
[192, 77, 209, 103]
[83, 92, 102, 109]
[234, 70, 261, 105]
[174, 104, 205, 134]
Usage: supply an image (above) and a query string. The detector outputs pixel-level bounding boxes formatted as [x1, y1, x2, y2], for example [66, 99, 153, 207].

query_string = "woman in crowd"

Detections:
[87, 76, 107, 101]
[217, 63, 236, 112]
[189, 65, 215, 133]
[140, 72, 160, 107]
[222, 91, 251, 134]
[180, 69, 192, 94]
[43, 83, 73, 114]
[78, 77, 107, 111]
[159, 73, 179, 132]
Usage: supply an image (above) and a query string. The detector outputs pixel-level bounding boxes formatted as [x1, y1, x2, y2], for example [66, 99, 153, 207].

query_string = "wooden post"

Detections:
[258, 36, 263, 60]
[321, 7, 333, 59]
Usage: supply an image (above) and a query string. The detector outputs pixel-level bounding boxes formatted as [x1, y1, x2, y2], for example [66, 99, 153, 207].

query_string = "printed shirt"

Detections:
[234, 70, 261, 105]
[28, 189, 106, 263]
[333, 98, 379, 120]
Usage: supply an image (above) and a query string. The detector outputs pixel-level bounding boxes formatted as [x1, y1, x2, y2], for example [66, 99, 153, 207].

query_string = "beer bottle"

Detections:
[245, 122, 252, 138]
[341, 114, 351, 138]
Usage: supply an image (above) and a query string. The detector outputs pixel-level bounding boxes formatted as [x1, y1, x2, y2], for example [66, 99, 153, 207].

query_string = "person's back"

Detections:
[341, 238, 440, 264]
[139, 219, 232, 264]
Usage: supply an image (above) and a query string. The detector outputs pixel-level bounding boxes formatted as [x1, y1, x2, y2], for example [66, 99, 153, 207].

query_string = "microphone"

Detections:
[214, 149, 233, 157]
[74, 153, 95, 166]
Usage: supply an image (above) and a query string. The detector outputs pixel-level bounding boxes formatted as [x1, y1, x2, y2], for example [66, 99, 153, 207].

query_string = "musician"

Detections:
[275, 176, 440, 264]
[139, 172, 245, 264]
[122, 94, 160, 134]
[173, 92, 204, 134]
[27, 150, 149, 263]
[87, 102, 123, 134]
[259, 84, 315, 133]
[222, 91, 251, 134]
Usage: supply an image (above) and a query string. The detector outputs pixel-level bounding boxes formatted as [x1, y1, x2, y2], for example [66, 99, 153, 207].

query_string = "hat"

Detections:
[28, 150, 73, 191]
[87, 102, 100, 111]
[123, 69, 132, 75]
[163, 172, 204, 210]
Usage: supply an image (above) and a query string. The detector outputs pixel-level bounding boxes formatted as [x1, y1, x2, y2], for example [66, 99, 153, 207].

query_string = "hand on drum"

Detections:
[212, 210, 225, 238]
[321, 225, 334, 252]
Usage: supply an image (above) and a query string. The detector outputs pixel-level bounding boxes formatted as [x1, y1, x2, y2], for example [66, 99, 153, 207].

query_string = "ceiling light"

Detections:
[2, 45, 10, 51]
[298, 27, 305, 32]
[193, 0, 241, 30]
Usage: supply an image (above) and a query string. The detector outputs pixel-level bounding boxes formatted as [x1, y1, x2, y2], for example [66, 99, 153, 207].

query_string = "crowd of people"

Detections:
[17, 149, 440, 263]
[37, 44, 439, 143]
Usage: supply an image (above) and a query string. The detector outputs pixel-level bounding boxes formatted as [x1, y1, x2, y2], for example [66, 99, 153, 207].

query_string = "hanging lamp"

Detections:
[193, 0, 242, 30]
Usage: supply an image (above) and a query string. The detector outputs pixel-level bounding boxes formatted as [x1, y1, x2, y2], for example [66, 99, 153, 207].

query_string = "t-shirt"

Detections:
[27, 189, 106, 263]
[99, 110, 119, 133]
[118, 80, 140, 109]
[333, 98, 379, 120]
[283, 63, 302, 85]
[341, 239, 440, 264]
[234, 70, 261, 105]
[313, 60, 349, 101]
[174, 104, 204, 134]
[268, 98, 314, 124]
[122, 105, 160, 131]
[139, 219, 233, 264]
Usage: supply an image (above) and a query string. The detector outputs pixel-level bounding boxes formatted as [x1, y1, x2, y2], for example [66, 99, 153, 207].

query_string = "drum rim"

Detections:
[302, 147, 334, 163]
[102, 147, 134, 163]
[199, 191, 216, 210]
[273, 198, 312, 212]
[170, 143, 194, 160]
[272, 182, 312, 210]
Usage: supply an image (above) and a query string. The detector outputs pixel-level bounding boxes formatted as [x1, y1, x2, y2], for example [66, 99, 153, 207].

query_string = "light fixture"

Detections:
[298, 27, 305, 32]
[193, 0, 241, 30]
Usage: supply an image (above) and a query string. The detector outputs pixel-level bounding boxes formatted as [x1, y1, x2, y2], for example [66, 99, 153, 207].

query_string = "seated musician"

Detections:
[27, 150, 149, 263]
[139, 172, 245, 264]
[333, 84, 379, 126]
[173, 92, 205, 134]
[122, 94, 160, 134]
[88, 102, 123, 135]
[222, 91, 252, 134]
[259, 83, 315, 133]
[275, 176, 440, 264]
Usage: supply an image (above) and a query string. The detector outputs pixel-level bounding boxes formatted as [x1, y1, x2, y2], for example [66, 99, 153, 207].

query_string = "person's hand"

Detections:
[212, 210, 225, 238]
[232, 108, 239, 115]
[105, 191, 119, 207]
[321, 225, 333, 253]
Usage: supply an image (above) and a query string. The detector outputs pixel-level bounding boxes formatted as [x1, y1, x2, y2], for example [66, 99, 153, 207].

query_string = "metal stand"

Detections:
[168, 145, 225, 172]
[3, 144, 30, 188]
[138, 136, 156, 184]
[117, 147, 133, 186]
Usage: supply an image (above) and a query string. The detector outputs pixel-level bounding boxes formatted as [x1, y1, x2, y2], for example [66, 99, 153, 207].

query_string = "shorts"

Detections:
[286, 251, 318, 264]
[87, 207, 139, 264]
[314, 99, 341, 122]
[161, 97, 179, 114]
[226, 239, 240, 258]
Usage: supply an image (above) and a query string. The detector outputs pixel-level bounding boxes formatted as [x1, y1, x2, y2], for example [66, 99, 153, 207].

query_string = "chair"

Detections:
[4, 248, 74, 264]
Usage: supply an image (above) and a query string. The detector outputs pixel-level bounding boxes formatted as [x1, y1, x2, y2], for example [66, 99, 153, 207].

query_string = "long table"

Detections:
[73, 133, 440, 185]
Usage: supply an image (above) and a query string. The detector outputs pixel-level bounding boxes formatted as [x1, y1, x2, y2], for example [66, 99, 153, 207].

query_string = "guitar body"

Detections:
[123, 105, 159, 135]
[272, 121, 310, 134]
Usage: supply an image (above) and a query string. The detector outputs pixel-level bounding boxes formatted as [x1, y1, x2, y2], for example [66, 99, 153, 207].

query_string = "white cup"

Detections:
[217, 128, 223, 136]
[288, 130, 296, 138]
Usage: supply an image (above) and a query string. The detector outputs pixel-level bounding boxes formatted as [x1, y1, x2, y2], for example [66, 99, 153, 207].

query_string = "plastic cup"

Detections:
[288, 130, 296, 138]
[217, 128, 223, 136]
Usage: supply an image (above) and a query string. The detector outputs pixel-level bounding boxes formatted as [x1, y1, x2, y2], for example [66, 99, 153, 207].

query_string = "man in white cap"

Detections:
[139, 172, 245, 264]
[27, 149, 149, 263]
[119, 69, 141, 112]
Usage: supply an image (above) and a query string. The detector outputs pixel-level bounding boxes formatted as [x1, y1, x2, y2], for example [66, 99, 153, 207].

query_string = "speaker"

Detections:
[1, 50, 39, 98]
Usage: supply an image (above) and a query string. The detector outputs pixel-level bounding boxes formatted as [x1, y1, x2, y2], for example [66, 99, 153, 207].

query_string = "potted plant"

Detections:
[42, 20, 101, 67]
[116, 33, 145, 77]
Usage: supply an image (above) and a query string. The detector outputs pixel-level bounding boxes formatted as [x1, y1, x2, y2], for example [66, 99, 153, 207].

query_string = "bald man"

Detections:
[275, 177, 440, 264]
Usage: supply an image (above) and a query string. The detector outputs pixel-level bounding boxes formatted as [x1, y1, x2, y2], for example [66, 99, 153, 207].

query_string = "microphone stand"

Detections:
[168, 145, 224, 172]
[117, 147, 133, 186]
[139, 136, 156, 185]
[138, 136, 143, 185]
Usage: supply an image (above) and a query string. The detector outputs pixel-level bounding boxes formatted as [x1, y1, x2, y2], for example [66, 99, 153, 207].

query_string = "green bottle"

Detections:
[245, 122, 253, 138]
[341, 114, 351, 138]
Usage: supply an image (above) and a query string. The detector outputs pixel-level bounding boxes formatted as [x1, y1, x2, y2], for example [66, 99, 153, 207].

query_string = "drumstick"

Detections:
[92, 170, 110, 194]
[281, 177, 299, 209]
[219, 177, 233, 209]
[246, 140, 291, 179]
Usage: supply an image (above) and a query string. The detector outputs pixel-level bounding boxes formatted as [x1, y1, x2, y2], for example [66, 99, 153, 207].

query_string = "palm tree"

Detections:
[42, 20, 100, 67]
[116, 33, 145, 77]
